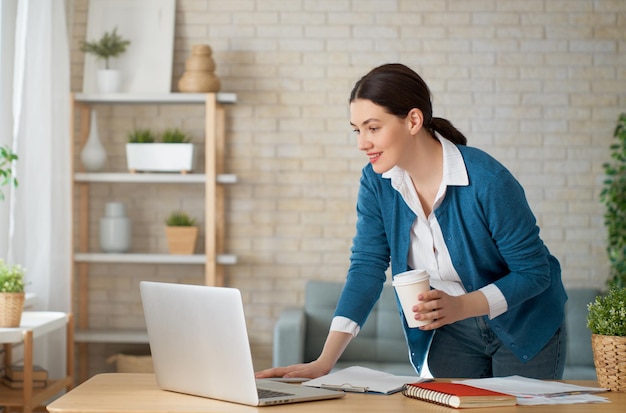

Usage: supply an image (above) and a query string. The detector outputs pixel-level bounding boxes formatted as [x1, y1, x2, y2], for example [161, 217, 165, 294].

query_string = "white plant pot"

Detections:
[126, 143, 195, 173]
[97, 69, 121, 93]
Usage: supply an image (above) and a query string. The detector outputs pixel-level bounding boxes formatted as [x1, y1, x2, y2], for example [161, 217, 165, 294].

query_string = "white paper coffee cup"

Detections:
[392, 269, 431, 328]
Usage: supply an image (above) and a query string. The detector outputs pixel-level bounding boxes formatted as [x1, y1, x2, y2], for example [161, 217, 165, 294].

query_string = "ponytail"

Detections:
[429, 117, 467, 146]
[351, 63, 468, 146]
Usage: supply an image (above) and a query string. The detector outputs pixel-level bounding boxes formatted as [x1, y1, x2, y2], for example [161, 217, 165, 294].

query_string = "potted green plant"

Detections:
[600, 112, 626, 289]
[80, 27, 131, 93]
[0, 259, 26, 327]
[587, 285, 626, 391]
[125, 128, 195, 174]
[1, 146, 23, 327]
[0, 145, 18, 200]
[164, 211, 198, 255]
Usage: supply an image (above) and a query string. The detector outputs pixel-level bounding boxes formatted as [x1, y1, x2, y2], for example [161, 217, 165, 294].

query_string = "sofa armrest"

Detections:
[273, 308, 306, 367]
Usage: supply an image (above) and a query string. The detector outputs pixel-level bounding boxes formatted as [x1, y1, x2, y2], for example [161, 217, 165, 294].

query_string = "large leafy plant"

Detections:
[600, 113, 626, 288]
[0, 145, 18, 201]
[587, 285, 626, 336]
[80, 27, 131, 70]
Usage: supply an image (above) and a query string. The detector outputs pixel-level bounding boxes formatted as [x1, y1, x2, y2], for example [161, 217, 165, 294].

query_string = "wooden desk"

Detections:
[46, 373, 624, 413]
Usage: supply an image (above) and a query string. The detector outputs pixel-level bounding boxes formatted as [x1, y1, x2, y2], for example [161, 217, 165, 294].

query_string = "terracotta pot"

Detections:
[165, 226, 198, 254]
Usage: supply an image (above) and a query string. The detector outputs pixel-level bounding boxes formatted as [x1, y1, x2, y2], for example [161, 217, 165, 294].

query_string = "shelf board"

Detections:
[0, 312, 69, 343]
[74, 253, 238, 265]
[74, 172, 237, 184]
[0, 377, 73, 407]
[74, 329, 149, 344]
[74, 92, 237, 104]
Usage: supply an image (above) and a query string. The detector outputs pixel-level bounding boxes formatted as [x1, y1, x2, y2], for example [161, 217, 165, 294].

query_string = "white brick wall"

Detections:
[70, 0, 626, 373]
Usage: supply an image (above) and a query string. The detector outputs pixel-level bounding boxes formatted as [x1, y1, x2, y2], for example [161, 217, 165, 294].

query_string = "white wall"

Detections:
[70, 0, 626, 372]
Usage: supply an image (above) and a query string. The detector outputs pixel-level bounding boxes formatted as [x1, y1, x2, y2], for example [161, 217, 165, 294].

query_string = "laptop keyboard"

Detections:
[258, 388, 295, 399]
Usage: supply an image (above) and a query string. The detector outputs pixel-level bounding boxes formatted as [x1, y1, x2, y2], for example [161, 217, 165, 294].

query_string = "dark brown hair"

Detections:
[350, 63, 467, 145]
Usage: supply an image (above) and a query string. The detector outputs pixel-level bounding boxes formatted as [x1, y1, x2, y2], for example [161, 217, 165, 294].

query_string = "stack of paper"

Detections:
[456, 375, 609, 405]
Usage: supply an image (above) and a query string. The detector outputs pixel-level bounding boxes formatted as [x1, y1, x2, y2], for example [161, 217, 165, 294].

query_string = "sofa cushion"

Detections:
[303, 281, 408, 366]
[292, 282, 598, 379]
[563, 288, 599, 380]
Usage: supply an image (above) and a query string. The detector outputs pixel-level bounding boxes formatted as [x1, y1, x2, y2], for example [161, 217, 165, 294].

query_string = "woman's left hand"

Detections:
[412, 289, 489, 330]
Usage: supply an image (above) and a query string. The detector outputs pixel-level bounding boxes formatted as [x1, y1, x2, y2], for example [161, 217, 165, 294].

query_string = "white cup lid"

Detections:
[392, 269, 429, 286]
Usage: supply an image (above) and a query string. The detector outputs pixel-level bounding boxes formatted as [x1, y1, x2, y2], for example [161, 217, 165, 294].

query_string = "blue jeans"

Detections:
[427, 316, 566, 379]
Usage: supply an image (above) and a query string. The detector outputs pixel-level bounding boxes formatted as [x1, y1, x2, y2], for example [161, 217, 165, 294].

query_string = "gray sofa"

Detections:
[273, 280, 599, 379]
[563, 288, 600, 380]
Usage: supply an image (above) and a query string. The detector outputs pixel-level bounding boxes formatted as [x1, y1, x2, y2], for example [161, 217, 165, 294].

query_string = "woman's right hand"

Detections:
[255, 359, 333, 380]
[256, 330, 353, 379]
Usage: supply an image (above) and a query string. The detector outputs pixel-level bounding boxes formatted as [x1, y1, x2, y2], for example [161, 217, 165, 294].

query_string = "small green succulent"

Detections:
[165, 211, 196, 227]
[127, 128, 156, 143]
[161, 128, 191, 144]
[587, 285, 626, 336]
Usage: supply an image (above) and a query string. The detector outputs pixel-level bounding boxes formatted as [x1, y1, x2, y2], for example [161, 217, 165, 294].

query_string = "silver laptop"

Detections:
[139, 281, 344, 406]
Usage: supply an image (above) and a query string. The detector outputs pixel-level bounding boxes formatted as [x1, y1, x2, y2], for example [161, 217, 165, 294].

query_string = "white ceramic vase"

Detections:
[100, 202, 131, 253]
[80, 110, 106, 171]
[96, 69, 121, 93]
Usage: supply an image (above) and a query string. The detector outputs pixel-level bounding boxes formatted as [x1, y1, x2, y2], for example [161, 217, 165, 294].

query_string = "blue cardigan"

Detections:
[334, 144, 567, 374]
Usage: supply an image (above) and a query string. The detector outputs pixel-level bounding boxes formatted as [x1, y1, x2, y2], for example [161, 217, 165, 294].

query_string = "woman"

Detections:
[256, 63, 567, 380]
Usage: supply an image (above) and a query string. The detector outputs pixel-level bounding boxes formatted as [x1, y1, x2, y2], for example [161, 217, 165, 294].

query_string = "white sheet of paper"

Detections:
[455, 375, 607, 397]
[302, 366, 425, 394]
[454, 375, 609, 405]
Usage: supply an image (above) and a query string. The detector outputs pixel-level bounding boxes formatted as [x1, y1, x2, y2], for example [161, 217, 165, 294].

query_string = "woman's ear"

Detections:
[407, 108, 424, 134]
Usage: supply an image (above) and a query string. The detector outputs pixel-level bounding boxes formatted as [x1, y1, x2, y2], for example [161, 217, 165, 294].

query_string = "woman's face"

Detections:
[350, 99, 414, 174]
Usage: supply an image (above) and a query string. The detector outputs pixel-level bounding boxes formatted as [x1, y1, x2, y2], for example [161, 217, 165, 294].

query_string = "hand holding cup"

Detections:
[392, 270, 432, 328]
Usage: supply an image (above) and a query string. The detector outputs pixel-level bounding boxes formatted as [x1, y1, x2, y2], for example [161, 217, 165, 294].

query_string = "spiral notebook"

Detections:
[403, 382, 517, 408]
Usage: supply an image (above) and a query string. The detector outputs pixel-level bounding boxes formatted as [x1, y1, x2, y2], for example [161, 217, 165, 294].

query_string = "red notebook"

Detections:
[402, 382, 517, 408]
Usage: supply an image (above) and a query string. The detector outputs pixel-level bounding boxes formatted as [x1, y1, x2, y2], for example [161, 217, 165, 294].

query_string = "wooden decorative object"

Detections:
[178, 44, 221, 93]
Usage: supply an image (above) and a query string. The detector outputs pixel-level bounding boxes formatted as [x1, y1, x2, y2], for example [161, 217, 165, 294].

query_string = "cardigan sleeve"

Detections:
[482, 169, 553, 309]
[333, 168, 390, 327]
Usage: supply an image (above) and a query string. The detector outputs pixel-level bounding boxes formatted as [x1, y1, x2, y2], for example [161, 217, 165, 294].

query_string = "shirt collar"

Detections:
[382, 135, 469, 189]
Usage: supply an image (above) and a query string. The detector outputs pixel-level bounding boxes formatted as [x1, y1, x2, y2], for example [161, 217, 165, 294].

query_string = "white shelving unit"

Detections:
[75, 92, 236, 104]
[70, 93, 236, 380]
[74, 253, 237, 265]
[74, 172, 238, 184]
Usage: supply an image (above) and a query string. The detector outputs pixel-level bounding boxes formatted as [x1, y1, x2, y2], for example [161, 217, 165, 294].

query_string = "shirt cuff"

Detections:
[329, 316, 361, 337]
[479, 284, 508, 319]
